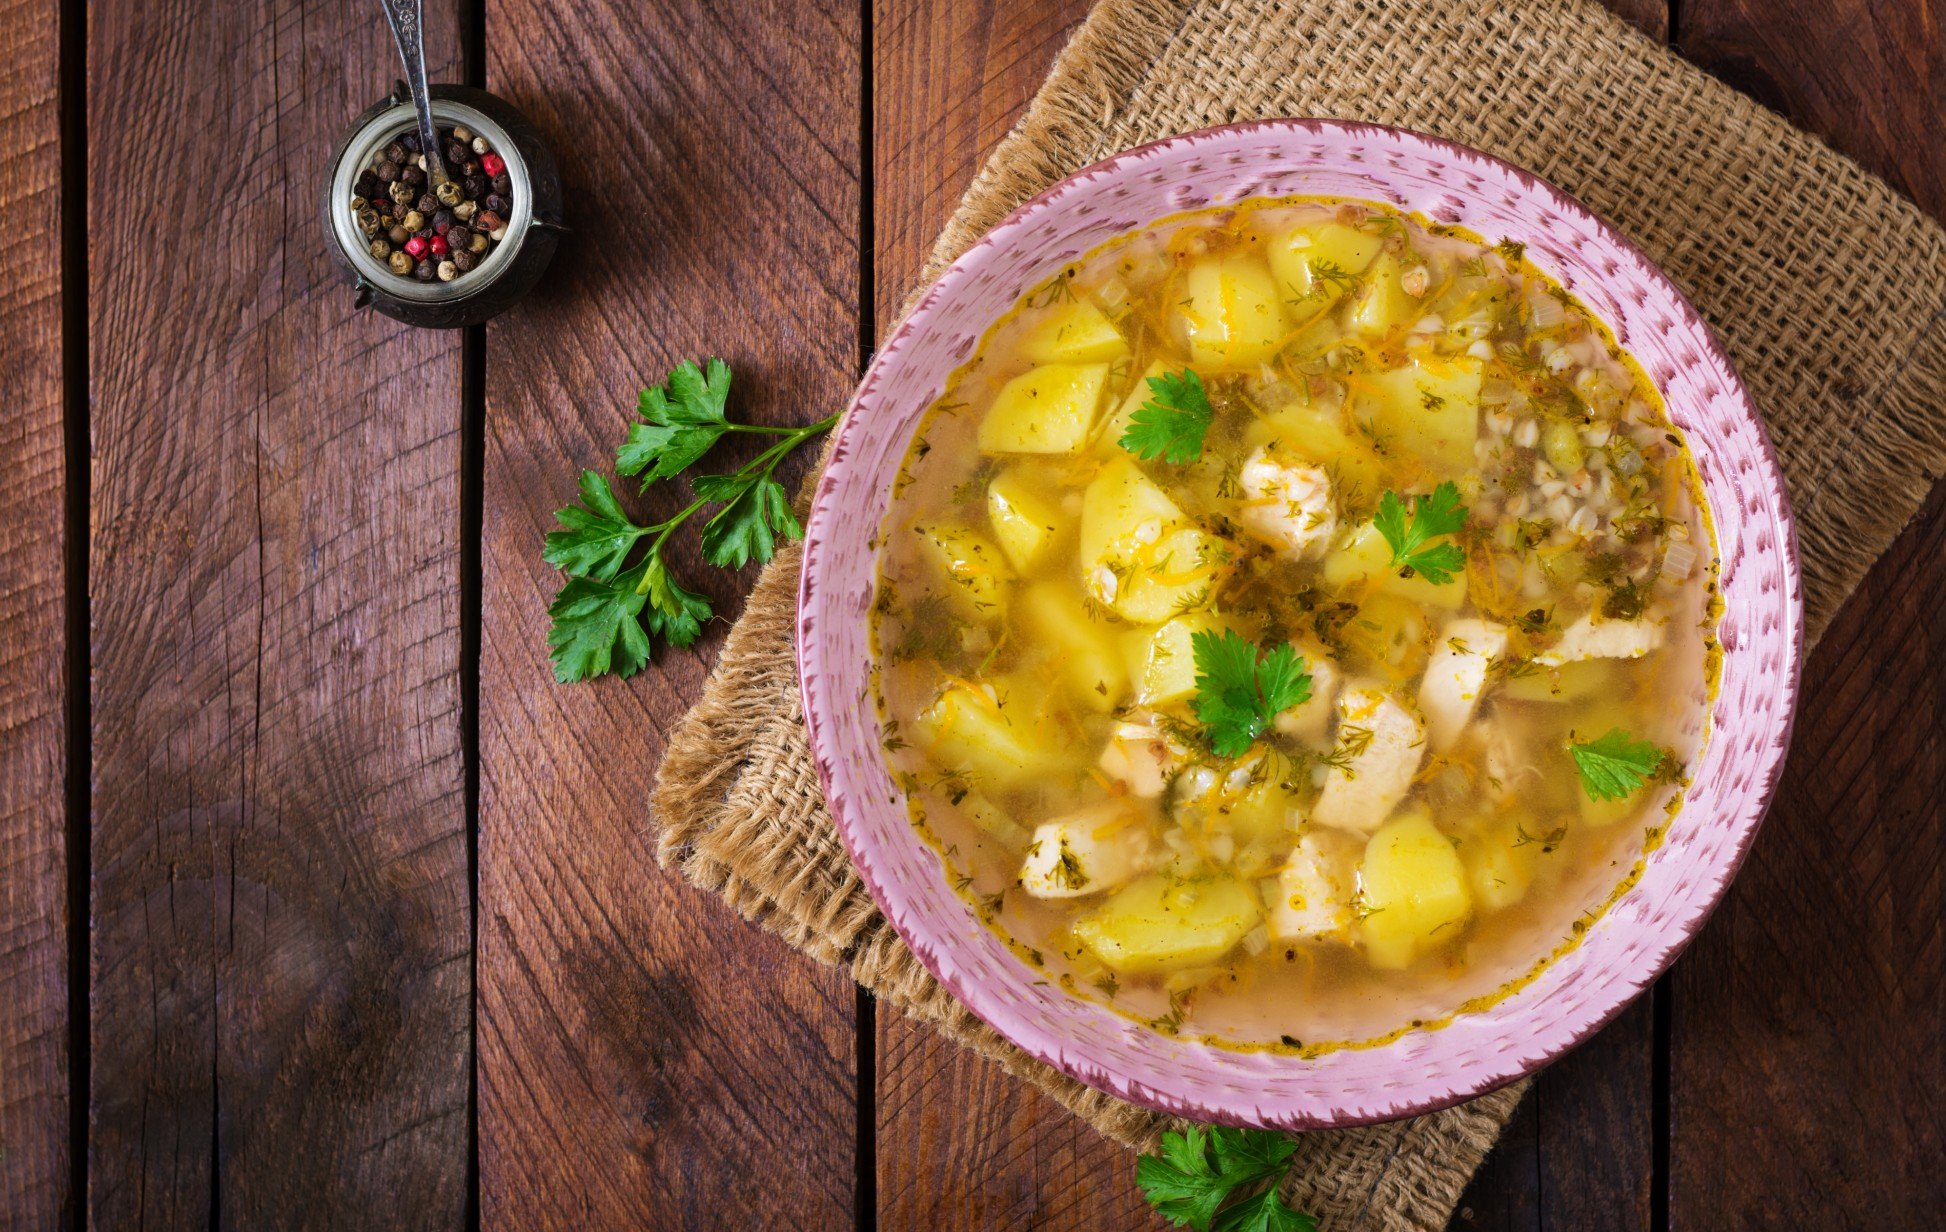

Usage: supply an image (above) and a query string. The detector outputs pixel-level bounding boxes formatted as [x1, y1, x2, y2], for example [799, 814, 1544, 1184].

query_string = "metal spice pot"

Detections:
[324, 82, 565, 328]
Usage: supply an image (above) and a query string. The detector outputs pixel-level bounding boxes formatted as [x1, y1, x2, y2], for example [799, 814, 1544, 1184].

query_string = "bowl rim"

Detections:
[798, 117, 1802, 1128]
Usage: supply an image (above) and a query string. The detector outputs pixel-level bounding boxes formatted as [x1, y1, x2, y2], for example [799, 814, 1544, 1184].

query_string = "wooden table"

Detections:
[2, 0, 1939, 1226]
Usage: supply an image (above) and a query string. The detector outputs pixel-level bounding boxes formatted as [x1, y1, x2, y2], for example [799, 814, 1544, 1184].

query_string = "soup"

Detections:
[870, 197, 1719, 1050]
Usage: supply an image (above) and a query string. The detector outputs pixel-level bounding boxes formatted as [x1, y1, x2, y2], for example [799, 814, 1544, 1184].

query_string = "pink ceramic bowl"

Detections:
[798, 120, 1801, 1129]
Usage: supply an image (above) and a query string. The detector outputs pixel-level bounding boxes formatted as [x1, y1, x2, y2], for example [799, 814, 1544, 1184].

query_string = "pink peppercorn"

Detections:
[480, 153, 506, 177]
[404, 235, 429, 259]
[429, 235, 449, 257]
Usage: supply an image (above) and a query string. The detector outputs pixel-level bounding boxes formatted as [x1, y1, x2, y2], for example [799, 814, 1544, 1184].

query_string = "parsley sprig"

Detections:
[542, 359, 836, 683]
[1137, 1125, 1319, 1231]
[1120, 369, 1214, 464]
[1191, 629, 1312, 759]
[1568, 727, 1670, 801]
[1373, 480, 1468, 584]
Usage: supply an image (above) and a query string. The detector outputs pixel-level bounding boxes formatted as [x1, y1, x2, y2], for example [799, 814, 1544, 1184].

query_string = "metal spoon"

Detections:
[379, 0, 450, 186]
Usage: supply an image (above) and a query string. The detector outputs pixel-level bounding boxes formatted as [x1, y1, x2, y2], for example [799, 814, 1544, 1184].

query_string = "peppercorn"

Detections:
[401, 210, 425, 232]
[462, 159, 481, 178]
[480, 153, 506, 177]
[357, 208, 381, 235]
[388, 250, 413, 276]
[437, 259, 458, 282]
[404, 235, 429, 259]
[401, 165, 425, 187]
[435, 179, 464, 207]
[446, 142, 468, 166]
[389, 225, 409, 245]
[376, 159, 401, 182]
[467, 231, 489, 254]
[463, 175, 489, 200]
[414, 259, 436, 282]
[368, 237, 392, 259]
[429, 234, 450, 257]
[388, 180, 414, 205]
[452, 248, 478, 272]
[490, 172, 511, 195]
[484, 193, 510, 215]
[472, 136, 490, 156]
[417, 191, 439, 214]
[453, 199, 478, 221]
[355, 170, 380, 197]
[452, 125, 473, 143]
[401, 132, 421, 153]
[432, 208, 454, 234]
[384, 140, 408, 164]
[474, 210, 504, 234]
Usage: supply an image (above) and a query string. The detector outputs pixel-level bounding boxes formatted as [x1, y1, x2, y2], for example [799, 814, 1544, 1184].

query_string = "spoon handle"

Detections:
[379, 0, 450, 184]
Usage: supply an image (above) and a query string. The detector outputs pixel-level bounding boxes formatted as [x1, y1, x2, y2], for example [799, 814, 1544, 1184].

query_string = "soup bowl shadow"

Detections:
[796, 119, 1801, 1129]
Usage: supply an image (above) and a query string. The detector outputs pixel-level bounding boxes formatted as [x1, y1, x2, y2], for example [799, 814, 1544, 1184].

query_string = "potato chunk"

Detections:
[1018, 578, 1127, 711]
[1321, 520, 1469, 611]
[1019, 299, 1129, 363]
[1313, 687, 1425, 834]
[1358, 808, 1473, 969]
[1073, 873, 1263, 974]
[1235, 447, 1337, 559]
[915, 523, 1014, 616]
[913, 680, 1053, 788]
[1123, 612, 1221, 707]
[978, 362, 1111, 454]
[1265, 829, 1362, 944]
[1182, 257, 1288, 368]
[1351, 253, 1423, 334]
[1419, 618, 1509, 752]
[1100, 360, 1170, 445]
[1459, 815, 1540, 912]
[984, 466, 1064, 572]
[1361, 357, 1482, 476]
[1265, 223, 1385, 311]
[1018, 800, 1155, 898]
[1080, 457, 1232, 623]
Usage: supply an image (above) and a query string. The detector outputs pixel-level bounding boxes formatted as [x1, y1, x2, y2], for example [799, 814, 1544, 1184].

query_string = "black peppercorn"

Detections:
[463, 175, 489, 200]
[462, 160, 481, 178]
[401, 165, 426, 188]
[432, 209, 454, 234]
[452, 248, 478, 272]
[384, 140, 408, 164]
[412, 192, 434, 214]
[415, 226, 436, 242]
[490, 172, 512, 195]
[355, 170, 380, 197]
[414, 259, 436, 282]
[446, 143, 468, 166]
[401, 132, 421, 153]
[484, 194, 510, 215]
[376, 159, 400, 183]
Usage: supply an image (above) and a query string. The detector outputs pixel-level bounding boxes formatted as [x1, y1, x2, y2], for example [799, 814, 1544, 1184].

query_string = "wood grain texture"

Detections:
[1679, 0, 1944, 218]
[1668, 482, 1944, 1227]
[476, 0, 861, 1225]
[868, 3, 1164, 1228]
[85, 0, 472, 1224]
[0, 0, 66, 1220]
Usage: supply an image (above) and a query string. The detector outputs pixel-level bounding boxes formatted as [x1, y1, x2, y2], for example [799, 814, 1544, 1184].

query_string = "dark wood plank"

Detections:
[1666, 2, 1944, 1224]
[476, 0, 861, 1224]
[1667, 485, 1944, 1225]
[86, 2, 473, 1224]
[1679, 0, 1945, 218]
[0, 0, 67, 1218]
[870, 3, 1166, 1227]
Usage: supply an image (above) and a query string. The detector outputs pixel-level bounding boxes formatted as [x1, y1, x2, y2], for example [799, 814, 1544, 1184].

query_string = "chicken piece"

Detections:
[1265, 829, 1362, 944]
[1538, 613, 1664, 665]
[1312, 687, 1426, 834]
[1273, 642, 1343, 747]
[1235, 447, 1337, 559]
[1097, 719, 1180, 798]
[1018, 800, 1155, 898]
[1419, 618, 1509, 753]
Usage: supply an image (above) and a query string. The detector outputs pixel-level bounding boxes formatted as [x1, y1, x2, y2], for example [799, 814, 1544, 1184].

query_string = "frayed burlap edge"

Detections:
[651, 0, 1946, 1227]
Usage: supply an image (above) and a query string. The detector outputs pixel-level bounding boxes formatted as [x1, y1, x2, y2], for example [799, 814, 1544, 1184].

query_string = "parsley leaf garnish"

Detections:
[1373, 481, 1469, 584]
[1568, 728, 1669, 801]
[1136, 1126, 1316, 1232]
[1191, 629, 1312, 758]
[542, 359, 836, 683]
[1120, 369, 1214, 464]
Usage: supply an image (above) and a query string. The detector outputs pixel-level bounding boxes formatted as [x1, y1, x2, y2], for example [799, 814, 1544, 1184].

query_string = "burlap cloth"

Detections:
[651, 0, 1946, 1225]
